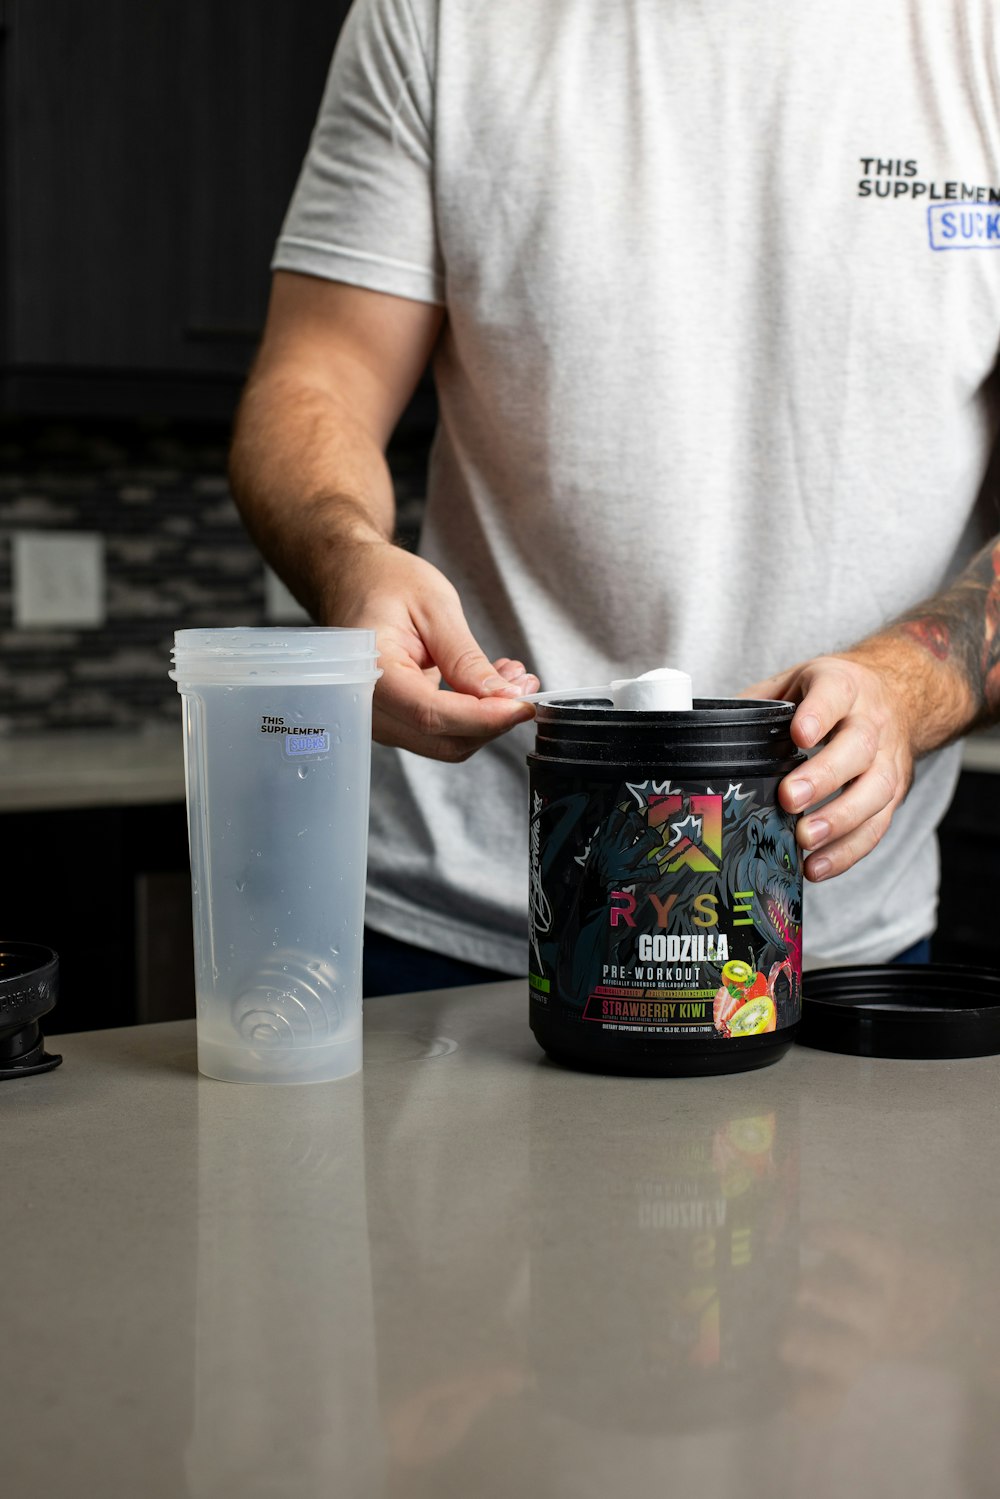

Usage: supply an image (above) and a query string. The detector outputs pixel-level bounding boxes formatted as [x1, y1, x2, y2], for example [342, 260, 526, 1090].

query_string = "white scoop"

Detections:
[519, 667, 694, 711]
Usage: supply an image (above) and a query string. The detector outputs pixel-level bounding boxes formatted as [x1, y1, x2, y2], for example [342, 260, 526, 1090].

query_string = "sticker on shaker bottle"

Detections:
[284, 732, 330, 756]
[259, 715, 330, 756]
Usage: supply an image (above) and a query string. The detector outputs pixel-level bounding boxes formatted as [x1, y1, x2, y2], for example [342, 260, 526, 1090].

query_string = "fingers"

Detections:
[780, 695, 905, 881]
[785, 661, 867, 751]
[796, 776, 898, 881]
[739, 668, 798, 704]
[781, 707, 880, 814]
[382, 592, 540, 759]
[746, 655, 914, 881]
[416, 593, 528, 699]
[743, 661, 861, 751]
[788, 745, 904, 883]
[492, 657, 540, 694]
[339, 546, 541, 761]
[375, 655, 536, 760]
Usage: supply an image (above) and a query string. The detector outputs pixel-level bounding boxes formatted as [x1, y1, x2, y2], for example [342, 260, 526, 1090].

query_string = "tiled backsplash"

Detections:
[0, 420, 427, 734]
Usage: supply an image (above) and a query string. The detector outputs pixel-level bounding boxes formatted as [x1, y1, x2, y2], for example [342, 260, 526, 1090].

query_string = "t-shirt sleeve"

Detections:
[272, 0, 444, 305]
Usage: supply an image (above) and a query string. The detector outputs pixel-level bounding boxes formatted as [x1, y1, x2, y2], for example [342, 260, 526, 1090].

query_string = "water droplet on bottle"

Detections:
[235, 880, 246, 893]
[297, 767, 308, 780]
[256, 850, 262, 858]
[330, 945, 340, 957]
[272, 940, 278, 947]
[308, 961, 321, 973]
[296, 829, 306, 838]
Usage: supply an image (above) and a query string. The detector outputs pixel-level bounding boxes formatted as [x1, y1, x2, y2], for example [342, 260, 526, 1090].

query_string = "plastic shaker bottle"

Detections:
[170, 628, 381, 1084]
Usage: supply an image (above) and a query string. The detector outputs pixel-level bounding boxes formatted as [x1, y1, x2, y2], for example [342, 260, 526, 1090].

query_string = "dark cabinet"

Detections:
[2, 802, 195, 1034]
[933, 769, 1000, 969]
[1, 0, 350, 417]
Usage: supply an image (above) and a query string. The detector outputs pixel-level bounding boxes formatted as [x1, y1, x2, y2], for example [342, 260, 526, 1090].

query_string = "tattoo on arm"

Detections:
[896, 537, 1000, 722]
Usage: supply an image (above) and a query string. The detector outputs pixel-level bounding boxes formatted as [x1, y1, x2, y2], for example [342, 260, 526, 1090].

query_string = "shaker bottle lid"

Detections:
[799, 963, 1000, 1059]
[0, 941, 62, 1081]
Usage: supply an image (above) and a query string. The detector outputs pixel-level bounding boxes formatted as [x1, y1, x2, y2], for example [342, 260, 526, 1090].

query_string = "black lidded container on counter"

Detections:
[528, 698, 804, 1076]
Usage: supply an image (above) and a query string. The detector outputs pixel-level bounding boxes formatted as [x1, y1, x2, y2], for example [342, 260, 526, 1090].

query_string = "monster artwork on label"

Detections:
[529, 774, 802, 1041]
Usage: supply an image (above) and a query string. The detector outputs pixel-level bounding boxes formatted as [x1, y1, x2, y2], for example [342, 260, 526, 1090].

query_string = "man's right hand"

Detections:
[229, 274, 539, 762]
[331, 538, 539, 761]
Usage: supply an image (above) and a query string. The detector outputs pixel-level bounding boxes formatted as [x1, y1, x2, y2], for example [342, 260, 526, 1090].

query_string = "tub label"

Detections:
[528, 770, 802, 1040]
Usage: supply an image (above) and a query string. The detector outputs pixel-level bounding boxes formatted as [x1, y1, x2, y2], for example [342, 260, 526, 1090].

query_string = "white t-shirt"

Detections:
[274, 0, 1000, 971]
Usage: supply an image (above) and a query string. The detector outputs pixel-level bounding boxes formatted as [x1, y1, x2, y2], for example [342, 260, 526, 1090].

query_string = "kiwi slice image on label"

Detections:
[721, 959, 754, 988]
[728, 996, 777, 1037]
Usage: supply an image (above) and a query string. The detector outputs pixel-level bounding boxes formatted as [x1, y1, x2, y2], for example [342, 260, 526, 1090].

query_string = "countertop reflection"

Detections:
[3, 983, 999, 1497]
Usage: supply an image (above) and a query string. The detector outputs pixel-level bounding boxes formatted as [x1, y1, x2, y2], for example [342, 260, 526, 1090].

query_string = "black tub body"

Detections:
[527, 699, 804, 1076]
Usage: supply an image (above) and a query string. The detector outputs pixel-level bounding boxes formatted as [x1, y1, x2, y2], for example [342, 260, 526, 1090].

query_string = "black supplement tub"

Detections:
[527, 698, 804, 1075]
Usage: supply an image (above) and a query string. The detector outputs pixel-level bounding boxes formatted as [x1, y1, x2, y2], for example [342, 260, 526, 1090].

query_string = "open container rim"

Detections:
[532, 696, 797, 724]
[171, 626, 378, 661]
[529, 696, 801, 769]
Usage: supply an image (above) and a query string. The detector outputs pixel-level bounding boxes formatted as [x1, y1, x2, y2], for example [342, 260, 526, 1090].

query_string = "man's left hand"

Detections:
[743, 655, 917, 882]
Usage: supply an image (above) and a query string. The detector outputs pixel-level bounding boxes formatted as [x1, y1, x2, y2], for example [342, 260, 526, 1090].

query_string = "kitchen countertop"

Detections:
[3, 726, 1000, 814]
[0, 728, 185, 811]
[3, 983, 1000, 1498]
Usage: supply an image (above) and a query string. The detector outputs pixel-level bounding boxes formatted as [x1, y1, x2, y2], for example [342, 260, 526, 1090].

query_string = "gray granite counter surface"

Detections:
[3, 983, 999, 1497]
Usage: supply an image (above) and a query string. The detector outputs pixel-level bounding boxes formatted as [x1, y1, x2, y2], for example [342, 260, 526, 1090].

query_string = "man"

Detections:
[229, 0, 1000, 993]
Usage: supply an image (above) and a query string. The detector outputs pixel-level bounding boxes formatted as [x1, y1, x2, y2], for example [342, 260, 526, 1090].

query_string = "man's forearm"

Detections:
[845, 535, 1000, 758]
[228, 370, 396, 623]
[896, 536, 1000, 733]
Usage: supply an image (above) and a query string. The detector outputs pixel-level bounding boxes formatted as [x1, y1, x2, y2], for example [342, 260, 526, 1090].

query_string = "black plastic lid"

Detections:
[530, 697, 801, 771]
[0, 941, 62, 1080]
[800, 964, 1000, 1059]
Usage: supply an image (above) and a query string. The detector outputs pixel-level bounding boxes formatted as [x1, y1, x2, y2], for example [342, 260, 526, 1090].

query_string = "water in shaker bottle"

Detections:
[170, 629, 381, 1084]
